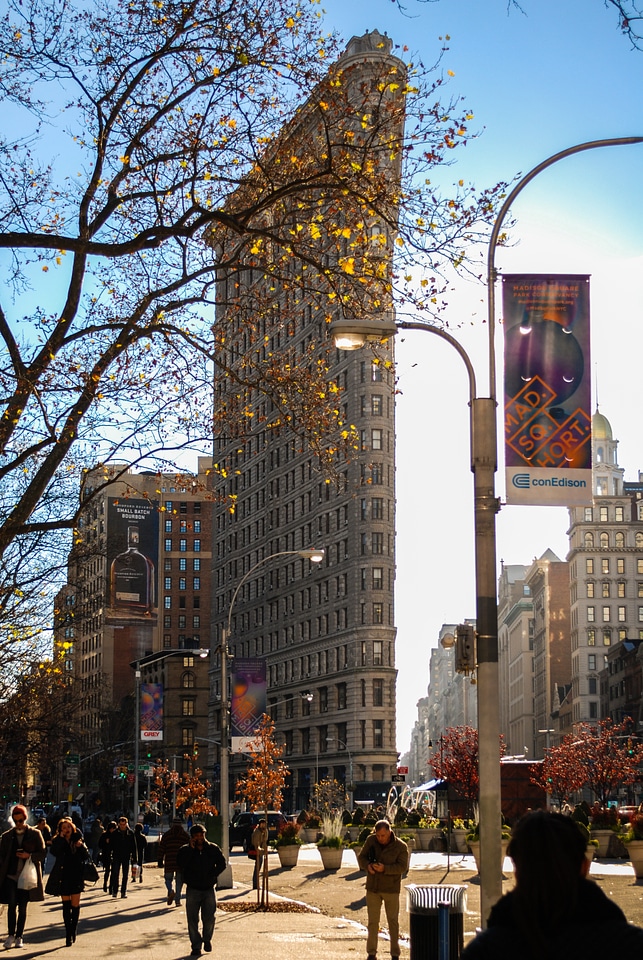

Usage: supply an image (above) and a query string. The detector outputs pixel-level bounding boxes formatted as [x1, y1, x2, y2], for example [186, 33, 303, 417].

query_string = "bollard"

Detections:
[438, 901, 450, 960]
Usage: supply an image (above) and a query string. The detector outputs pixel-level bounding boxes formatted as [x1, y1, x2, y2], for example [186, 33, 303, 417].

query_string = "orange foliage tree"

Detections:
[429, 725, 506, 819]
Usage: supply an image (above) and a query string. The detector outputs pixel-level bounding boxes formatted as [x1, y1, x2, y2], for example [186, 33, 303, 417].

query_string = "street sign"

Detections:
[66, 754, 80, 766]
[391, 774, 406, 783]
[126, 773, 135, 784]
[397, 766, 409, 774]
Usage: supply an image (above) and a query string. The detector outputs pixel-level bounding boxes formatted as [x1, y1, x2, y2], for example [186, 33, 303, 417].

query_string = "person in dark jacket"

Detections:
[461, 809, 643, 960]
[158, 818, 190, 906]
[0, 805, 45, 949]
[98, 821, 117, 892]
[133, 823, 147, 883]
[357, 819, 409, 960]
[109, 817, 136, 899]
[176, 824, 226, 957]
[46, 818, 90, 946]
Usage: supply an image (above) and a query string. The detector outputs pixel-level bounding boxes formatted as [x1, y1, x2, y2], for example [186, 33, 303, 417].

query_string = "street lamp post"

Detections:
[331, 135, 643, 926]
[218, 547, 325, 887]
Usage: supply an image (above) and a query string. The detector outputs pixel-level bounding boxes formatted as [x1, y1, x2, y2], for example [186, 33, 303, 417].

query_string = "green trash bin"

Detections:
[406, 884, 467, 959]
[205, 813, 222, 846]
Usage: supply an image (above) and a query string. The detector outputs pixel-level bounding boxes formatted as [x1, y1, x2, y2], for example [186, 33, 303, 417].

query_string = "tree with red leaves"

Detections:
[532, 717, 643, 808]
[429, 725, 506, 818]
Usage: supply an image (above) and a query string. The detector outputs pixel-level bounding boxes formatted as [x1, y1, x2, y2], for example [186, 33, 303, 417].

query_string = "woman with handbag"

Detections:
[0, 804, 45, 949]
[46, 817, 90, 946]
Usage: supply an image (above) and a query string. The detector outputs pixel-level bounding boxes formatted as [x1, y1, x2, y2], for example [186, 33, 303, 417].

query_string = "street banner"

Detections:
[231, 657, 266, 753]
[106, 498, 159, 623]
[140, 682, 164, 741]
[503, 274, 592, 506]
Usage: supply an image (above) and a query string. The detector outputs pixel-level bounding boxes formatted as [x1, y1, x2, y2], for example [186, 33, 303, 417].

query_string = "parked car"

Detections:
[229, 811, 287, 851]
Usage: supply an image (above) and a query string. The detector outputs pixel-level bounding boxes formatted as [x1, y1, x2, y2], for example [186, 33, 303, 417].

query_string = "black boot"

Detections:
[62, 901, 72, 946]
[70, 906, 80, 943]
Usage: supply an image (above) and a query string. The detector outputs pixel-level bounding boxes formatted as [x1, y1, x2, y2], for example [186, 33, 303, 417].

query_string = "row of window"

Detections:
[163, 500, 202, 513]
[164, 519, 202, 532]
[586, 581, 643, 598]
[164, 538, 201, 552]
[164, 577, 201, 591]
[164, 558, 201, 571]
[163, 615, 202, 628]
[584, 505, 626, 522]
[292, 719, 386, 753]
[583, 532, 643, 549]
[586, 606, 643, 623]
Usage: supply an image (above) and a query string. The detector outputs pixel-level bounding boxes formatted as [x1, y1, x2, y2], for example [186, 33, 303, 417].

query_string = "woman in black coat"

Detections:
[46, 817, 89, 946]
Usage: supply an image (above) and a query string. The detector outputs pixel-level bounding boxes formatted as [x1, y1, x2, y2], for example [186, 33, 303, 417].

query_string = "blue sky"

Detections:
[318, 0, 643, 749]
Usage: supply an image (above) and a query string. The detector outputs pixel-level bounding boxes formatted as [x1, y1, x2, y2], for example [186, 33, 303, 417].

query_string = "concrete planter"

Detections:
[318, 845, 344, 870]
[591, 829, 614, 858]
[625, 839, 643, 879]
[452, 828, 468, 854]
[276, 844, 300, 868]
[468, 840, 509, 873]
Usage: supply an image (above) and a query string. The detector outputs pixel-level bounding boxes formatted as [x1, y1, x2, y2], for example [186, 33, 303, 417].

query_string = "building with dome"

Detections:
[566, 407, 643, 727]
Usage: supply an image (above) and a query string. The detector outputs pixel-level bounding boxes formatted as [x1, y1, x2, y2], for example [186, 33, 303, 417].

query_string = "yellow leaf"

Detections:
[447, 69, 455, 77]
[286, 16, 295, 27]
[339, 257, 355, 275]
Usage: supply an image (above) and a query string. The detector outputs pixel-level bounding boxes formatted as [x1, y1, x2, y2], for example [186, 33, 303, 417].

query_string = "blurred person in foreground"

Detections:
[158, 818, 190, 906]
[461, 809, 643, 960]
[0, 805, 45, 949]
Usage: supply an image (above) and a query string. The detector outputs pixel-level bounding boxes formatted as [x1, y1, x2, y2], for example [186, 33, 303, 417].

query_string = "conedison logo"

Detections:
[512, 473, 587, 489]
[512, 474, 530, 489]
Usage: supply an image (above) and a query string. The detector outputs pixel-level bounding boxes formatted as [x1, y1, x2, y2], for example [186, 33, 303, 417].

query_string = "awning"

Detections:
[412, 779, 445, 792]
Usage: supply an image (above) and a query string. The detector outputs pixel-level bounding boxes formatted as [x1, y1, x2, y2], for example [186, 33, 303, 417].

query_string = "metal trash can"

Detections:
[406, 884, 467, 960]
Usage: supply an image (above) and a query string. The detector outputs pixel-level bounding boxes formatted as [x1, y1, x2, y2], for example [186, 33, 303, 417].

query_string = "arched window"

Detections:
[600, 532, 609, 550]
[584, 532, 594, 549]
[182, 671, 196, 689]
[615, 532, 625, 549]
[636, 532, 643, 549]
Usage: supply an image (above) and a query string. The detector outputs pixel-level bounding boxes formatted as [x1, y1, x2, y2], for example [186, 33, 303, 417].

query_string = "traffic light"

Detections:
[455, 623, 476, 676]
[193, 742, 199, 759]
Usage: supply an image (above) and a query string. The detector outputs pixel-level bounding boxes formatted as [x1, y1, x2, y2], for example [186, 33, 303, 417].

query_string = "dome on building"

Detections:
[593, 408, 613, 441]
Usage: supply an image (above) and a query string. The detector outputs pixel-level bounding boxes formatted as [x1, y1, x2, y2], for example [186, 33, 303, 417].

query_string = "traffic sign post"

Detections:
[391, 774, 406, 783]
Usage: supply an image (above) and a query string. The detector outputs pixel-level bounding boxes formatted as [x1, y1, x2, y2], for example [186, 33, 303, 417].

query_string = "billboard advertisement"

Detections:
[140, 682, 163, 741]
[106, 498, 159, 624]
[503, 274, 592, 506]
[230, 658, 267, 753]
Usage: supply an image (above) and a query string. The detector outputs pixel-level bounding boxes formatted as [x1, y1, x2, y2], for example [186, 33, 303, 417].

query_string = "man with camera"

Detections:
[357, 820, 409, 960]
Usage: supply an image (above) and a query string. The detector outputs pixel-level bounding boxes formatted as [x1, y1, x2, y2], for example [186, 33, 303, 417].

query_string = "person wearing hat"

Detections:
[158, 818, 190, 906]
[176, 824, 226, 958]
[0, 805, 45, 949]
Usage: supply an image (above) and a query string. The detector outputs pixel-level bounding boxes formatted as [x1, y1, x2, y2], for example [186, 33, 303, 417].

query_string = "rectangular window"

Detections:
[179, 577, 186, 590]
[179, 538, 187, 552]
[373, 640, 383, 665]
[194, 539, 201, 552]
[337, 683, 347, 710]
[180, 519, 187, 533]
[587, 628, 595, 646]
[193, 558, 201, 571]
[588, 654, 597, 671]
[587, 606, 595, 622]
[194, 520, 201, 533]
[589, 701, 598, 719]
[586, 582, 594, 598]
[373, 602, 383, 624]
[178, 615, 186, 628]
[600, 506, 608, 522]
[373, 679, 383, 706]
[615, 506, 624, 522]
[617, 558, 625, 574]
[603, 629, 611, 646]
[602, 606, 610, 622]
[372, 532, 384, 555]
[602, 559, 610, 574]
[165, 501, 173, 512]
[586, 558, 594, 575]
[164, 538, 172, 551]
[371, 429, 383, 450]
[164, 519, 172, 532]
[164, 577, 172, 590]
[373, 720, 384, 748]
[618, 606, 626, 622]
[179, 558, 187, 571]
[182, 728, 194, 747]
[372, 395, 383, 415]
[584, 507, 593, 521]
[373, 567, 383, 590]
[193, 615, 201, 628]
[163, 615, 171, 628]
[319, 687, 328, 713]
[372, 498, 384, 520]
[618, 582, 626, 598]
[164, 596, 172, 609]
[588, 677, 597, 695]
[193, 577, 201, 591]
[638, 606, 643, 622]
[182, 699, 194, 717]
[602, 582, 610, 598]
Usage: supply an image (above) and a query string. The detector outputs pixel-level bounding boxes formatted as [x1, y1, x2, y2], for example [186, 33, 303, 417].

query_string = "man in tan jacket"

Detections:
[357, 820, 409, 960]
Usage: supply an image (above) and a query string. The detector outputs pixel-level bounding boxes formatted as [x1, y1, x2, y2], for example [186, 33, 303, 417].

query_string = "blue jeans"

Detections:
[164, 870, 184, 902]
[185, 887, 216, 950]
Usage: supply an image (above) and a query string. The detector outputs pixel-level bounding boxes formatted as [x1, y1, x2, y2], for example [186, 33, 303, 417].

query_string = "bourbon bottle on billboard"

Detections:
[110, 525, 155, 615]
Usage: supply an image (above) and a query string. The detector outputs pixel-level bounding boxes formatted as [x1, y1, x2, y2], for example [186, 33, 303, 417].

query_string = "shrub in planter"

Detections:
[342, 809, 352, 826]
[275, 822, 303, 847]
[358, 826, 372, 844]
[394, 808, 408, 826]
[406, 808, 422, 828]
[621, 812, 643, 843]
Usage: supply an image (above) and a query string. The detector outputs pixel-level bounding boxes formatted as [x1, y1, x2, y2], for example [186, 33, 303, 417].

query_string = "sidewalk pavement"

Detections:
[5, 848, 640, 960]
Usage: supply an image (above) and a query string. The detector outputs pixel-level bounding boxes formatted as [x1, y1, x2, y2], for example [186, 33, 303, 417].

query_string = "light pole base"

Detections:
[217, 864, 233, 890]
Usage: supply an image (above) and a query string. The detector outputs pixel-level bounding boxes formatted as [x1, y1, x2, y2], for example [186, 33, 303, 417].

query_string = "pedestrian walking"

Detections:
[0, 804, 45, 949]
[133, 823, 147, 883]
[158, 818, 190, 906]
[109, 817, 136, 899]
[89, 818, 104, 864]
[461, 810, 643, 960]
[176, 824, 226, 958]
[357, 819, 409, 960]
[250, 819, 268, 891]
[46, 818, 90, 946]
[35, 818, 53, 874]
[98, 821, 117, 892]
